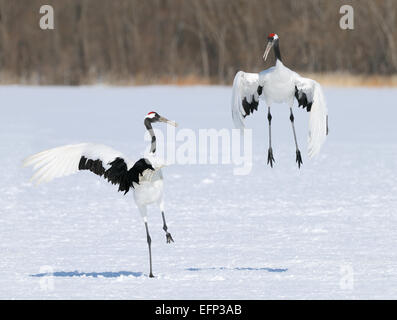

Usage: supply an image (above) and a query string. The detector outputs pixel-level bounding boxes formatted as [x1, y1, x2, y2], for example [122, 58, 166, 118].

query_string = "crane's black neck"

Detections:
[144, 119, 156, 153]
[273, 39, 282, 62]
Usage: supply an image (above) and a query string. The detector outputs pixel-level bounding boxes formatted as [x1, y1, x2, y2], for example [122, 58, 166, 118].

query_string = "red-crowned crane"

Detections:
[232, 33, 328, 168]
[23, 112, 177, 278]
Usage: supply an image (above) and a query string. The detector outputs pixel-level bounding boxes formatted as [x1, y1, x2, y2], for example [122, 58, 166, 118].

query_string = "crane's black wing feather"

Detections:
[79, 156, 154, 194]
[295, 85, 313, 112]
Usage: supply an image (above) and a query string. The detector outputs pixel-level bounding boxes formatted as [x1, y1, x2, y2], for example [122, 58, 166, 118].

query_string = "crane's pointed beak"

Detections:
[159, 116, 178, 127]
[263, 41, 273, 61]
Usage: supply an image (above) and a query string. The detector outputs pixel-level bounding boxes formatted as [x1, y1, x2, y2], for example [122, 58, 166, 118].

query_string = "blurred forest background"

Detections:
[0, 0, 396, 85]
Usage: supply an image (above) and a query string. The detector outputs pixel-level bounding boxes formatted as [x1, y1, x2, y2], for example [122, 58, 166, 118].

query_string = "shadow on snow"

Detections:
[30, 270, 143, 278]
[30, 267, 288, 278]
[186, 267, 288, 273]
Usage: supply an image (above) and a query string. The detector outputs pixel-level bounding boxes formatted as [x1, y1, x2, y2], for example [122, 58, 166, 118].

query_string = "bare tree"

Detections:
[0, 0, 395, 85]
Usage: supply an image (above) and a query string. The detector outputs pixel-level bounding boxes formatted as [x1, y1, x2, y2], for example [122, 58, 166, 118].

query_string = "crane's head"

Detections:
[263, 33, 279, 61]
[144, 111, 178, 128]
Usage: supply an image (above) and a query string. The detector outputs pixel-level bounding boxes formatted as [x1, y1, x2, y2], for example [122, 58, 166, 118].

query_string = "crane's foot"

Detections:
[296, 150, 303, 169]
[267, 148, 275, 168]
[149, 273, 155, 278]
[166, 232, 174, 244]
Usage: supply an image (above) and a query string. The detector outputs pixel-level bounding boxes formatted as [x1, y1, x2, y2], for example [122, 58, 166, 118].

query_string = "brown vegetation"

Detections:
[0, 0, 396, 86]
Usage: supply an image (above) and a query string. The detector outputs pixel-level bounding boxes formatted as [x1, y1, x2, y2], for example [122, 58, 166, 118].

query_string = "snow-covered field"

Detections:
[1, 85, 397, 299]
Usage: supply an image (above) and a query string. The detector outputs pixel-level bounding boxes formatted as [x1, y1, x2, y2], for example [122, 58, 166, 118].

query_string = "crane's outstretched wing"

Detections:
[23, 143, 154, 194]
[294, 75, 328, 157]
[231, 71, 264, 129]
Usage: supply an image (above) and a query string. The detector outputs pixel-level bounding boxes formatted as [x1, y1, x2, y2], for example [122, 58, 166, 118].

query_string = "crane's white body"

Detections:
[134, 170, 164, 205]
[232, 60, 328, 157]
[260, 61, 295, 105]
[133, 169, 164, 221]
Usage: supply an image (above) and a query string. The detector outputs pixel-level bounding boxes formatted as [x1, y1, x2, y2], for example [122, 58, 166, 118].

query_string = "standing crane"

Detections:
[232, 33, 328, 168]
[24, 111, 177, 278]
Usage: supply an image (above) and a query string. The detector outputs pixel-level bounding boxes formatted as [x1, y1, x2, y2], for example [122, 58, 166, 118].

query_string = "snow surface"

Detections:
[1, 85, 397, 299]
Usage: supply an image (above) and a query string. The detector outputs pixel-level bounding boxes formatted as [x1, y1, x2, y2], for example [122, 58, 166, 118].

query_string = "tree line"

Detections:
[0, 0, 395, 85]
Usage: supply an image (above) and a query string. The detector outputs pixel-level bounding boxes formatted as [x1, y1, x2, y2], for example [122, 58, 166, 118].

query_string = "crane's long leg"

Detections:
[138, 205, 154, 278]
[267, 106, 275, 167]
[158, 201, 174, 243]
[289, 107, 303, 168]
[144, 221, 154, 278]
[162, 212, 174, 243]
